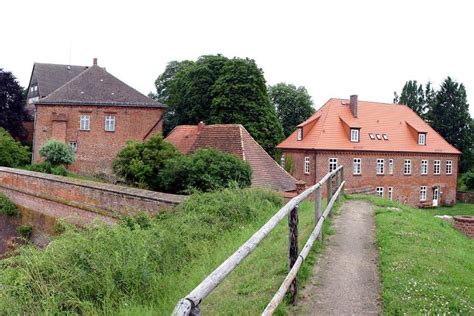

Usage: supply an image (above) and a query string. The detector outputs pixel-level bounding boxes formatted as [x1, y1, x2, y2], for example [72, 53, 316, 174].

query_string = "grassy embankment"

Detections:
[348, 195, 474, 314]
[0, 188, 342, 315]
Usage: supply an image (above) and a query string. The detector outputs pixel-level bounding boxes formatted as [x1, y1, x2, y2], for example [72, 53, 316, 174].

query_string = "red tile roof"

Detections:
[166, 124, 297, 192]
[277, 98, 461, 155]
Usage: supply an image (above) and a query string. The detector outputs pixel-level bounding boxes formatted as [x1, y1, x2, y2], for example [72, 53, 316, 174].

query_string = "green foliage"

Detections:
[158, 148, 252, 193]
[39, 140, 75, 166]
[268, 83, 315, 137]
[0, 69, 27, 139]
[0, 193, 18, 216]
[0, 128, 30, 168]
[393, 80, 433, 119]
[16, 225, 32, 239]
[0, 188, 283, 314]
[154, 55, 284, 154]
[463, 170, 474, 190]
[112, 134, 181, 190]
[26, 162, 68, 176]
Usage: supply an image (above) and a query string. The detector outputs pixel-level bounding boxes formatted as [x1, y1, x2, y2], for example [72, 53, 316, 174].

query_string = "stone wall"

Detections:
[453, 216, 474, 238]
[457, 191, 474, 204]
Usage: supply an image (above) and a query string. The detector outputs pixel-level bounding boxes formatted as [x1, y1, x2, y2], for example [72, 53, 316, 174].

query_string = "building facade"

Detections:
[277, 96, 460, 207]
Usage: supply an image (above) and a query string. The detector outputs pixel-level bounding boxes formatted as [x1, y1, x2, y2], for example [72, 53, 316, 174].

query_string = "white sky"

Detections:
[2, 0, 473, 116]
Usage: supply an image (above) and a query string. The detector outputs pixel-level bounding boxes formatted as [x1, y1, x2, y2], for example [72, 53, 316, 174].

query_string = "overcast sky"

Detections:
[2, 0, 473, 115]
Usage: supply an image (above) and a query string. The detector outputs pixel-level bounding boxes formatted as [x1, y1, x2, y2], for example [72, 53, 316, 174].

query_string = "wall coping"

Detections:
[453, 215, 474, 223]
[0, 167, 186, 204]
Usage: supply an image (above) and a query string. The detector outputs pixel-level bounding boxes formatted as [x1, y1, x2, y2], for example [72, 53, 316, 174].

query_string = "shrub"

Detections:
[17, 225, 32, 239]
[0, 193, 18, 216]
[0, 128, 30, 168]
[159, 148, 252, 193]
[25, 162, 68, 176]
[464, 170, 474, 190]
[112, 134, 181, 190]
[39, 140, 75, 166]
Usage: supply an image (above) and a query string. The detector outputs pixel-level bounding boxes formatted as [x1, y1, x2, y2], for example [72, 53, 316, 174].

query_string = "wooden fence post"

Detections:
[288, 205, 299, 304]
[327, 175, 333, 203]
[315, 187, 322, 240]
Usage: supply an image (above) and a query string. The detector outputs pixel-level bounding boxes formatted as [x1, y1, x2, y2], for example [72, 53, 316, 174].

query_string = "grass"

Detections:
[348, 195, 474, 314]
[0, 188, 343, 315]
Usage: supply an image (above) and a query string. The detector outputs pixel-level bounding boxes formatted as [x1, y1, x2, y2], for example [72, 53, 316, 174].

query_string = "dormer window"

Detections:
[369, 133, 375, 140]
[418, 133, 426, 145]
[297, 127, 303, 141]
[350, 128, 360, 142]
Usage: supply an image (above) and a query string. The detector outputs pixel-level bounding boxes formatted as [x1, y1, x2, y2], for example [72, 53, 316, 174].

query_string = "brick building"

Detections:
[277, 96, 461, 207]
[166, 122, 296, 192]
[32, 59, 165, 175]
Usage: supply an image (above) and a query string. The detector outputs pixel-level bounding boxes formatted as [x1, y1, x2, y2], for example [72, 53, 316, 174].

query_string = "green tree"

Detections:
[427, 77, 473, 172]
[0, 69, 27, 139]
[39, 140, 76, 166]
[394, 80, 429, 118]
[0, 128, 30, 167]
[268, 83, 314, 137]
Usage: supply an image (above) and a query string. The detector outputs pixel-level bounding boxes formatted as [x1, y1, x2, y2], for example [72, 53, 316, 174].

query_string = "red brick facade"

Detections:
[33, 105, 164, 175]
[453, 216, 474, 238]
[283, 150, 459, 207]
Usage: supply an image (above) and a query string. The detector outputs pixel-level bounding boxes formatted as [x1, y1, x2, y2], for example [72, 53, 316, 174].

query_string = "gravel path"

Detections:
[291, 200, 381, 315]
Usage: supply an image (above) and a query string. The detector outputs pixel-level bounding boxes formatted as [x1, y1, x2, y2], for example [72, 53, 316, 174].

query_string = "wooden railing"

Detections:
[173, 166, 345, 316]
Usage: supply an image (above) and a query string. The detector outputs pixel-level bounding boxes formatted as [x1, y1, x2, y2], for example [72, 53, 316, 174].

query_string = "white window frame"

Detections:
[68, 141, 77, 153]
[105, 115, 116, 132]
[421, 160, 428, 175]
[304, 157, 310, 175]
[388, 187, 393, 200]
[388, 159, 394, 175]
[280, 154, 285, 167]
[418, 133, 426, 145]
[376, 187, 384, 197]
[404, 159, 412, 175]
[376, 159, 385, 175]
[420, 186, 427, 201]
[297, 128, 303, 141]
[446, 160, 452, 175]
[434, 160, 441, 175]
[328, 158, 338, 173]
[353, 158, 361, 175]
[350, 128, 360, 142]
[80, 115, 91, 131]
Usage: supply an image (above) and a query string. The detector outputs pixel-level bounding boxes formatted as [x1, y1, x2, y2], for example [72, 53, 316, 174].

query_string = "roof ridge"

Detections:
[239, 126, 246, 161]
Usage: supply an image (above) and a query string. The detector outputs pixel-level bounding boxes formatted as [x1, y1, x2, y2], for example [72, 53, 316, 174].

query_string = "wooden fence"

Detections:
[173, 166, 345, 316]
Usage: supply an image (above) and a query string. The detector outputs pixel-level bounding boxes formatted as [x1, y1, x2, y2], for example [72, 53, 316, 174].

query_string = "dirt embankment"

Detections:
[0, 214, 20, 256]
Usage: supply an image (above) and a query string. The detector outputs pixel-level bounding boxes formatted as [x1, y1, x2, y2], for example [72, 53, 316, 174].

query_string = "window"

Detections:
[389, 159, 394, 175]
[404, 159, 411, 175]
[80, 115, 91, 131]
[28, 96, 39, 104]
[382, 134, 388, 140]
[105, 115, 116, 132]
[388, 187, 393, 200]
[30, 86, 34, 92]
[376, 187, 384, 197]
[304, 157, 310, 175]
[68, 142, 77, 153]
[446, 160, 452, 175]
[418, 133, 426, 145]
[376, 134, 382, 140]
[280, 154, 285, 167]
[350, 128, 360, 142]
[421, 160, 428, 175]
[369, 133, 375, 140]
[376, 159, 385, 175]
[328, 158, 338, 172]
[297, 128, 303, 141]
[353, 158, 361, 175]
[420, 186, 427, 201]
[434, 160, 440, 175]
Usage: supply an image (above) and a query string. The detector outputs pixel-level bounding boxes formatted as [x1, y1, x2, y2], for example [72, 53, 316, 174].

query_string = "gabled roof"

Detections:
[277, 98, 461, 155]
[29, 63, 89, 98]
[166, 123, 297, 192]
[37, 64, 164, 108]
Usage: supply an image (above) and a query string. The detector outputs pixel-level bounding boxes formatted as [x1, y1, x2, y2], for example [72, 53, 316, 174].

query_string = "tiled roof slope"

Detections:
[37, 65, 164, 108]
[277, 98, 461, 154]
[166, 124, 297, 192]
[32, 63, 88, 98]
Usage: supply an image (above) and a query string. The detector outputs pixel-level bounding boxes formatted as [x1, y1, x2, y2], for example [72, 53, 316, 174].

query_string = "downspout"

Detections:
[313, 151, 317, 185]
[31, 104, 38, 163]
[143, 113, 164, 140]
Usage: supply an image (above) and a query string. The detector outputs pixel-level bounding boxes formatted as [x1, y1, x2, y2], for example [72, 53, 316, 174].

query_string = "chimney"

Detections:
[93, 58, 98, 66]
[350, 95, 358, 118]
[197, 121, 205, 132]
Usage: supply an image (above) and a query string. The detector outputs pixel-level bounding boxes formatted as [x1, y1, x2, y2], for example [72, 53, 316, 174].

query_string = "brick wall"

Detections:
[282, 149, 459, 207]
[33, 105, 164, 175]
[457, 191, 474, 204]
[453, 216, 474, 238]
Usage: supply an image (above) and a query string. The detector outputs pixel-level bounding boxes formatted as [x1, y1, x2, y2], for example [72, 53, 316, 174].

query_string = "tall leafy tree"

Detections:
[427, 77, 473, 172]
[268, 83, 314, 137]
[0, 69, 27, 139]
[393, 80, 429, 118]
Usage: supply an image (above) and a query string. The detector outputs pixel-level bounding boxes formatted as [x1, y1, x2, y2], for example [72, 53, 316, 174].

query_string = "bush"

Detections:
[17, 225, 33, 239]
[25, 162, 68, 176]
[112, 134, 181, 190]
[159, 148, 252, 193]
[0, 193, 18, 216]
[464, 170, 474, 190]
[0, 128, 30, 168]
[39, 140, 75, 166]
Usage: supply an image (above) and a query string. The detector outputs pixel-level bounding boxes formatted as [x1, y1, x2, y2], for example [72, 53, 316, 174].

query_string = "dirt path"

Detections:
[291, 200, 381, 315]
